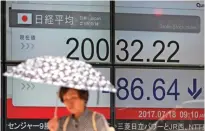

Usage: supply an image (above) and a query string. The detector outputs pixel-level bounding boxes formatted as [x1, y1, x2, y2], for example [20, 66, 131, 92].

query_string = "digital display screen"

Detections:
[114, 1, 204, 66]
[7, 2, 111, 63]
[6, 2, 112, 130]
[11, 67, 111, 107]
[7, 1, 204, 66]
[4, 1, 204, 131]
[115, 68, 204, 120]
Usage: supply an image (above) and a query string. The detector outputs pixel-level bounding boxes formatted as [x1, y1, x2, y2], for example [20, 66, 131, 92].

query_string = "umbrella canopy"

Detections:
[4, 56, 116, 93]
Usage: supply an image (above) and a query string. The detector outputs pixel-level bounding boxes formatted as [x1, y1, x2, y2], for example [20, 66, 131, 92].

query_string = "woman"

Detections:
[48, 86, 110, 131]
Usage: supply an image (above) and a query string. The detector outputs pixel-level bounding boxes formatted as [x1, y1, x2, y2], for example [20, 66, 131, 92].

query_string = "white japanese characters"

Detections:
[35, 14, 74, 25]
[45, 15, 54, 24]
[7, 122, 48, 130]
[65, 15, 74, 25]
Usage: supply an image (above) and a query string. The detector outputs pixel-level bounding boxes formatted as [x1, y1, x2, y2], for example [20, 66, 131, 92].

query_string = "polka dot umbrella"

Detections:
[3, 56, 116, 116]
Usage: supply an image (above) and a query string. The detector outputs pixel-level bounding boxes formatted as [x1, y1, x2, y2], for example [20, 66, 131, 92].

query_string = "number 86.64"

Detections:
[116, 77, 180, 101]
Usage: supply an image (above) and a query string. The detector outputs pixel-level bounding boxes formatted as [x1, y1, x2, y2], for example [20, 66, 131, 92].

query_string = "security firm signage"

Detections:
[10, 67, 111, 107]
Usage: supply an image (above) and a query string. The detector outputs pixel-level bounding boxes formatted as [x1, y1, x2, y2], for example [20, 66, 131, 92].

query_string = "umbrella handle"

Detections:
[97, 90, 100, 105]
[54, 105, 58, 117]
[54, 92, 58, 117]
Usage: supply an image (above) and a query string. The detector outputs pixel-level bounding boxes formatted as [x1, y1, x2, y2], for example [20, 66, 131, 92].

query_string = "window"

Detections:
[4, 1, 112, 131]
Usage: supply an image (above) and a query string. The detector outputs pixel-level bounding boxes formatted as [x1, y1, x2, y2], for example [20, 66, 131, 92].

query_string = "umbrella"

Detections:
[3, 56, 116, 116]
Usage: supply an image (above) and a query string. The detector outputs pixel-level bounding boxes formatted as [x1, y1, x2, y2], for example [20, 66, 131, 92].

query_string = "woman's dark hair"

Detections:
[59, 87, 89, 104]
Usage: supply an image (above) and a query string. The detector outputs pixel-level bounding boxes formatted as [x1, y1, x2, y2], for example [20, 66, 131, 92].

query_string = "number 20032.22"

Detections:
[66, 38, 180, 63]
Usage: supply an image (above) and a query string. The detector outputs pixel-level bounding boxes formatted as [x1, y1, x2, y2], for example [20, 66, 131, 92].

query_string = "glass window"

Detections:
[115, 1, 204, 131]
[2, 1, 204, 131]
[5, 1, 112, 131]
[6, 1, 111, 64]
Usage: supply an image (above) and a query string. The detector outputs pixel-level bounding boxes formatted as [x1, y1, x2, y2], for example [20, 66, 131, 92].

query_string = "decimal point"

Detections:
[147, 97, 150, 100]
[147, 59, 150, 62]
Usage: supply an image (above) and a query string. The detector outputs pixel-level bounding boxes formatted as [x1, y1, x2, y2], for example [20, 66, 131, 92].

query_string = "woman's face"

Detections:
[62, 89, 85, 114]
